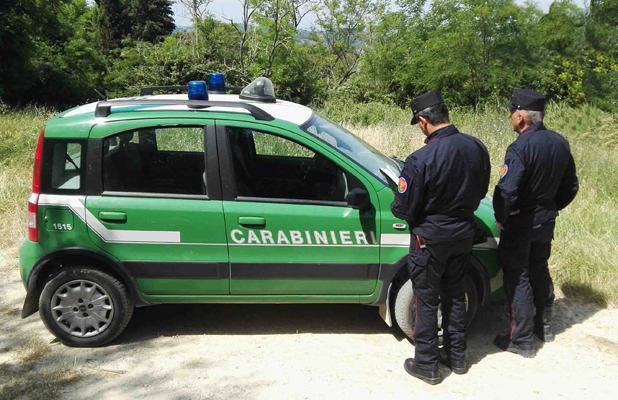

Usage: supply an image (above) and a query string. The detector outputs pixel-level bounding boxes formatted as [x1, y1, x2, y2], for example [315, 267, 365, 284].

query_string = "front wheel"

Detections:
[393, 274, 478, 341]
[39, 266, 134, 347]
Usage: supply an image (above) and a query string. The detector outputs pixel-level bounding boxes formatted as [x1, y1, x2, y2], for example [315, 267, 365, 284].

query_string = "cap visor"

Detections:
[502, 103, 515, 109]
[410, 115, 418, 125]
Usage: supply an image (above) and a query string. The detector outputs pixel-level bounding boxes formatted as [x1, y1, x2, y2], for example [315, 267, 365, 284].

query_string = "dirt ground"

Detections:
[1, 246, 617, 400]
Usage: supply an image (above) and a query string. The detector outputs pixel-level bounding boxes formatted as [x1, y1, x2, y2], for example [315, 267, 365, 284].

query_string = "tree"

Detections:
[29, 0, 106, 105]
[94, 0, 125, 54]
[587, 0, 618, 54]
[94, 0, 175, 54]
[317, 0, 385, 91]
[225, 0, 265, 84]
[179, 0, 214, 21]
[583, 0, 618, 111]
[178, 0, 215, 48]
[271, 40, 328, 105]
[1, 0, 105, 105]
[0, 0, 39, 99]
[357, 0, 545, 106]
[125, 0, 175, 43]
[288, 0, 314, 29]
[255, 0, 299, 78]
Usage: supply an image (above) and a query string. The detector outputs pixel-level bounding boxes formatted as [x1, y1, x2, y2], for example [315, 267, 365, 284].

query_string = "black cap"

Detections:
[410, 91, 445, 125]
[502, 89, 546, 112]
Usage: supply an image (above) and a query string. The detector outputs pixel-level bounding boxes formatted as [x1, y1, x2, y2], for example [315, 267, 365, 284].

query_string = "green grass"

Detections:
[0, 107, 55, 249]
[1, 103, 617, 305]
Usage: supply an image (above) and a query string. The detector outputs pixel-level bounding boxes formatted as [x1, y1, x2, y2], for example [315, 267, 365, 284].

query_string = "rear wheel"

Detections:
[39, 266, 134, 347]
[393, 274, 478, 341]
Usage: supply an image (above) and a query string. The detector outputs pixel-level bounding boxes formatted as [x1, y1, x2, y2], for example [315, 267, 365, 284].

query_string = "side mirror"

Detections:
[346, 188, 370, 210]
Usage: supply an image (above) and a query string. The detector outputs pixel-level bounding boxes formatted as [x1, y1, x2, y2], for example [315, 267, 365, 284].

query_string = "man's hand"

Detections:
[496, 209, 519, 230]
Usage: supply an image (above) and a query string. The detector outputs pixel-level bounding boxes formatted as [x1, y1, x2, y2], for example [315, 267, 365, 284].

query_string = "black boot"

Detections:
[494, 334, 536, 358]
[438, 348, 469, 374]
[404, 358, 442, 385]
[534, 308, 554, 342]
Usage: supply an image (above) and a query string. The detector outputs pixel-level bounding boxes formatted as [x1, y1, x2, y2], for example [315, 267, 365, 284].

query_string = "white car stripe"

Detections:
[473, 237, 500, 250]
[38, 195, 499, 249]
[380, 234, 409, 246]
[38, 194, 181, 243]
[380, 232, 500, 250]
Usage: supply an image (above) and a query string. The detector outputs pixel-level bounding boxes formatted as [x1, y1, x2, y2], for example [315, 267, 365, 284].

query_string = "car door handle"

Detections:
[393, 223, 407, 231]
[99, 211, 127, 223]
[238, 216, 266, 227]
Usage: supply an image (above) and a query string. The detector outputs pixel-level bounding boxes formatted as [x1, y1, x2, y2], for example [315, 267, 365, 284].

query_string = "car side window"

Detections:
[103, 127, 206, 195]
[226, 127, 363, 202]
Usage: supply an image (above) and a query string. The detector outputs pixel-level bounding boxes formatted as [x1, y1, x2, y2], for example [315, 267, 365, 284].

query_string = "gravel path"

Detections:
[1, 247, 617, 400]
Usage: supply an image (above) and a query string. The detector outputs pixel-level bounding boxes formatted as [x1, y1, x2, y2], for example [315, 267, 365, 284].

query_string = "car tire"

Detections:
[394, 274, 478, 341]
[39, 266, 134, 347]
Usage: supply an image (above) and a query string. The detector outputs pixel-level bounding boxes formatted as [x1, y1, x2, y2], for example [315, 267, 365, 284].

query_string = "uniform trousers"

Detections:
[408, 236, 474, 371]
[499, 216, 556, 345]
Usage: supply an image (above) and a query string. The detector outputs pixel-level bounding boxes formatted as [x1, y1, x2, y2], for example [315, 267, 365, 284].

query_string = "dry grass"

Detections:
[0, 333, 80, 400]
[0, 107, 55, 250]
[15, 337, 51, 364]
[0, 304, 21, 317]
[0, 362, 81, 400]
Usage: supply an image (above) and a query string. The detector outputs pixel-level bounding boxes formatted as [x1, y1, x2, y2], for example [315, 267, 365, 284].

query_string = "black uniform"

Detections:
[392, 124, 490, 372]
[494, 121, 578, 345]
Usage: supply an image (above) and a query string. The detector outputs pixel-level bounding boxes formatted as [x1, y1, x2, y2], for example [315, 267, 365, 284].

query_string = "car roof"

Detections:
[61, 94, 314, 126]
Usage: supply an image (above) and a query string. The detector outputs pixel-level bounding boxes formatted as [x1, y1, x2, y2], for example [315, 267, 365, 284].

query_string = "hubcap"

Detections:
[51, 280, 114, 338]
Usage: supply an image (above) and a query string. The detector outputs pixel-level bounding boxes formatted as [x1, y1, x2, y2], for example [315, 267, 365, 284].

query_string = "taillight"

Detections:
[28, 194, 39, 242]
[28, 129, 45, 242]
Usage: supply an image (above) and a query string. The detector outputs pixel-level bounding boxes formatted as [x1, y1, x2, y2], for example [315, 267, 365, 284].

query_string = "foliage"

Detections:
[94, 0, 175, 54]
[125, 0, 176, 43]
[271, 40, 329, 105]
[317, 0, 385, 91]
[1, 0, 618, 109]
[105, 29, 235, 97]
[93, 0, 125, 53]
[0, 0, 105, 106]
[359, 0, 546, 106]
[587, 0, 618, 55]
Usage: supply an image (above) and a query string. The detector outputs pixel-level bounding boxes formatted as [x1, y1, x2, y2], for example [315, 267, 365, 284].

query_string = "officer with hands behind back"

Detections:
[493, 89, 579, 358]
[391, 91, 490, 385]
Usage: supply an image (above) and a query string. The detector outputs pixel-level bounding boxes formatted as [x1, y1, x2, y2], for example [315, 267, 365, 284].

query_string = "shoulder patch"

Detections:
[398, 177, 408, 193]
[500, 164, 508, 179]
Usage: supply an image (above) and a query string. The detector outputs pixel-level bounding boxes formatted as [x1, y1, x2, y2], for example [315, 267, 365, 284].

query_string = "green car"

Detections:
[19, 76, 502, 347]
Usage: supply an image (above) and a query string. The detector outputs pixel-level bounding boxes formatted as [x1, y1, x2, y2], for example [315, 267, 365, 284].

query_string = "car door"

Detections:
[216, 121, 381, 295]
[85, 121, 229, 296]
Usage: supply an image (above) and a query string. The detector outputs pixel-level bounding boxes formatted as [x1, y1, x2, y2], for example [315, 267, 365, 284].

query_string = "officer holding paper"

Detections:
[391, 91, 490, 385]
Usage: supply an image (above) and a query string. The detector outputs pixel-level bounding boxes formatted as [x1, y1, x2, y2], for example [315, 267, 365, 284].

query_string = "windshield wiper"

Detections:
[390, 155, 404, 170]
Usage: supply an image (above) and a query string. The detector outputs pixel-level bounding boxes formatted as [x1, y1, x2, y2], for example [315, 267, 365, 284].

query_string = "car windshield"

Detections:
[301, 114, 401, 185]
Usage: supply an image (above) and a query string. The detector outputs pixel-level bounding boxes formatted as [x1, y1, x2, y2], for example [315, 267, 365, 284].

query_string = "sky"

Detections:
[172, 0, 588, 30]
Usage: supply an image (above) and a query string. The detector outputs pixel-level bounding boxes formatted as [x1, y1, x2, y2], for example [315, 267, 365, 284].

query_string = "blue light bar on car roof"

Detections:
[208, 73, 226, 94]
[188, 81, 208, 100]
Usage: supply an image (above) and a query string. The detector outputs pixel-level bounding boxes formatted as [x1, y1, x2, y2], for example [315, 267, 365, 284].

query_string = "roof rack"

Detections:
[94, 99, 274, 121]
[140, 85, 242, 96]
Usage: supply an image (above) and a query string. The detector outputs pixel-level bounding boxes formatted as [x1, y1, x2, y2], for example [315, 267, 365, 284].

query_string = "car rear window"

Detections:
[51, 142, 82, 190]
